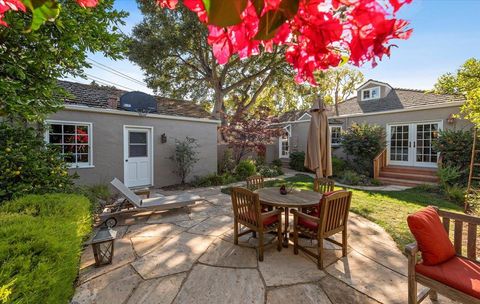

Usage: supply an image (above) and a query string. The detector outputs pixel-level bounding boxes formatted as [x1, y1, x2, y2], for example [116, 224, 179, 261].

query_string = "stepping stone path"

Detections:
[73, 190, 457, 304]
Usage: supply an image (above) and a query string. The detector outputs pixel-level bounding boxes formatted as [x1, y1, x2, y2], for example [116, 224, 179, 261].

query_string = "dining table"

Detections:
[255, 187, 323, 247]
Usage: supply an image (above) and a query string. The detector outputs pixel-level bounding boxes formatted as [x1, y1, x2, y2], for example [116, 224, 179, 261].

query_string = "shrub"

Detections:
[437, 165, 464, 188]
[443, 185, 466, 206]
[74, 184, 112, 214]
[170, 137, 199, 184]
[235, 159, 257, 179]
[218, 148, 236, 174]
[0, 123, 77, 203]
[341, 123, 386, 176]
[0, 194, 92, 304]
[289, 152, 306, 171]
[258, 165, 283, 178]
[433, 129, 473, 171]
[271, 159, 283, 167]
[338, 170, 362, 185]
[192, 173, 239, 187]
[332, 156, 347, 176]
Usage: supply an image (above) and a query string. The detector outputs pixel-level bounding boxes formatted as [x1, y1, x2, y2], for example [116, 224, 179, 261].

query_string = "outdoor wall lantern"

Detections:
[447, 113, 456, 125]
[161, 133, 167, 143]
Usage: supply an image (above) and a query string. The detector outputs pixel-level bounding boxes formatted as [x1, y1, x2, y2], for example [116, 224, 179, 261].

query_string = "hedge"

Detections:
[0, 194, 92, 304]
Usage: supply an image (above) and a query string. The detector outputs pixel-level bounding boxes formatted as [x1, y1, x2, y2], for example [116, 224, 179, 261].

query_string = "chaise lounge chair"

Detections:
[99, 178, 201, 227]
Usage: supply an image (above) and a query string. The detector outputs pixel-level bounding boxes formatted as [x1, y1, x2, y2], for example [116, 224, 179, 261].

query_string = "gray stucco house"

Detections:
[267, 80, 472, 185]
[47, 81, 219, 188]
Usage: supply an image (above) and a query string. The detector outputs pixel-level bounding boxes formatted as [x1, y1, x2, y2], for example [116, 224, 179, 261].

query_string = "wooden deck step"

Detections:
[379, 171, 439, 183]
[381, 166, 437, 176]
[378, 165, 439, 187]
[377, 177, 437, 187]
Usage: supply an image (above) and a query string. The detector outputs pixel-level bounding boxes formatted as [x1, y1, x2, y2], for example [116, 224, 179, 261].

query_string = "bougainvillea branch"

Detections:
[1, 0, 412, 85]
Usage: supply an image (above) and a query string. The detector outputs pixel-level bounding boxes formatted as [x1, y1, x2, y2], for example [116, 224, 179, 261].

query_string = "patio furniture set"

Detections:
[232, 175, 351, 269]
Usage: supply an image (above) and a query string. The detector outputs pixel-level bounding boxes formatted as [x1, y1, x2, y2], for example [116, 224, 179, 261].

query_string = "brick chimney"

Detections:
[107, 95, 119, 109]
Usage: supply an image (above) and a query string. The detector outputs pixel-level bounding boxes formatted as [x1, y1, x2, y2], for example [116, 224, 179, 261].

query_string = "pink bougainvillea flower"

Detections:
[157, 0, 178, 9]
[0, 0, 26, 27]
[76, 0, 99, 8]
[183, 0, 208, 23]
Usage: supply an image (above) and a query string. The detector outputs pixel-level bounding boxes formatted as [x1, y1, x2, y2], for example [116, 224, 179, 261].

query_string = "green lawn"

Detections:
[222, 174, 462, 251]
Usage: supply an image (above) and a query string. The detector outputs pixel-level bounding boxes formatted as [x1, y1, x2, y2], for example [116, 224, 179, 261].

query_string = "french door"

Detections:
[387, 121, 442, 168]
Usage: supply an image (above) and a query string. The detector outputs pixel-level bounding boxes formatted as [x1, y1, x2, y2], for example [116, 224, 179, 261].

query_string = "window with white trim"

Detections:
[45, 121, 93, 168]
[361, 87, 380, 101]
[330, 125, 342, 146]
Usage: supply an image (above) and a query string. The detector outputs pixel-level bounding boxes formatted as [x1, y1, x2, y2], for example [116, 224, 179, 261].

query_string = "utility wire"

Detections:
[87, 58, 147, 87]
[85, 73, 139, 92]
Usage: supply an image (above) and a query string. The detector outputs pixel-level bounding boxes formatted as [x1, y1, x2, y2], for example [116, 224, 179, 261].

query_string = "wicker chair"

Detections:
[292, 190, 352, 269]
[246, 175, 264, 191]
[231, 187, 283, 261]
[313, 177, 335, 194]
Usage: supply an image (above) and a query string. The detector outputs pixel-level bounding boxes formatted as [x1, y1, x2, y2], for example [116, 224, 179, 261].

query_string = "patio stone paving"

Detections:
[74, 188, 458, 304]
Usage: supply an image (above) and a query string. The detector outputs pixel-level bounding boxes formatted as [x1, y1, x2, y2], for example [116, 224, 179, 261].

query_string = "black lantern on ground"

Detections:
[90, 228, 117, 267]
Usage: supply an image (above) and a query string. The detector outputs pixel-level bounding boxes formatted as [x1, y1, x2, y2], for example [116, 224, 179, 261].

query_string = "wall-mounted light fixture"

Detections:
[447, 113, 456, 124]
[161, 133, 167, 143]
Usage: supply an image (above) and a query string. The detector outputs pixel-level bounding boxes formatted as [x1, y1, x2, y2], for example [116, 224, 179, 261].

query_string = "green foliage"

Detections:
[434, 58, 480, 128]
[437, 165, 464, 188]
[235, 159, 257, 179]
[0, 194, 92, 304]
[338, 170, 362, 185]
[443, 185, 466, 206]
[433, 129, 473, 172]
[218, 148, 236, 174]
[170, 137, 200, 184]
[0, 0, 127, 122]
[75, 184, 111, 214]
[0, 123, 77, 202]
[257, 164, 283, 178]
[271, 159, 283, 167]
[332, 156, 346, 177]
[341, 123, 386, 176]
[289, 151, 306, 171]
[192, 173, 238, 187]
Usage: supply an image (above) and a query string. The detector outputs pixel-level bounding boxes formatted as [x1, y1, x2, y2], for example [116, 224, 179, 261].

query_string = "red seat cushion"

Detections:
[407, 207, 455, 265]
[262, 213, 279, 227]
[298, 216, 318, 230]
[416, 256, 480, 299]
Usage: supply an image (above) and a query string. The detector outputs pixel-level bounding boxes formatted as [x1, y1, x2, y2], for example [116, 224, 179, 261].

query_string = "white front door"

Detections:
[124, 126, 153, 187]
[387, 121, 442, 168]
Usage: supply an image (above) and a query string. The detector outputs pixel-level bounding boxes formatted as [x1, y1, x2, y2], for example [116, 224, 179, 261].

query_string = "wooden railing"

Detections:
[373, 148, 387, 179]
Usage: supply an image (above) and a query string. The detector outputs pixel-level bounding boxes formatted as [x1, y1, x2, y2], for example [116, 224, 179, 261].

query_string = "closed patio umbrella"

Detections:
[304, 98, 332, 178]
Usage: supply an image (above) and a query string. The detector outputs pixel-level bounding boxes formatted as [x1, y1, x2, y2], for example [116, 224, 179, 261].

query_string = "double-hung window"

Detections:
[45, 121, 93, 168]
[330, 125, 342, 146]
[361, 87, 380, 101]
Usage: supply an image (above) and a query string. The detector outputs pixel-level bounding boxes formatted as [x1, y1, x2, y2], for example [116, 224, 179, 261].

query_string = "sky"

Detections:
[66, 0, 480, 94]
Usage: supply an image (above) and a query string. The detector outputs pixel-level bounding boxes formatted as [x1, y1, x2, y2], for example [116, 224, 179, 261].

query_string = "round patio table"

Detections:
[255, 187, 323, 247]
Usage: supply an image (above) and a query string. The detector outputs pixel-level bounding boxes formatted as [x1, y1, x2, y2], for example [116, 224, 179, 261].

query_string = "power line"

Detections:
[85, 73, 140, 92]
[87, 58, 147, 87]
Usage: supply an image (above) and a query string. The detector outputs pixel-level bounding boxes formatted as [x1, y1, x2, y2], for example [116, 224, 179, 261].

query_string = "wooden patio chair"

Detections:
[406, 206, 480, 304]
[246, 175, 264, 191]
[313, 177, 335, 194]
[230, 187, 283, 261]
[292, 190, 352, 269]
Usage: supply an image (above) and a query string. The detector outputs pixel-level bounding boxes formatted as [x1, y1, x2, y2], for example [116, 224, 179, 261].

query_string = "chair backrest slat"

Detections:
[314, 178, 335, 194]
[246, 175, 264, 191]
[467, 223, 477, 260]
[319, 190, 352, 237]
[454, 220, 463, 255]
[231, 187, 261, 228]
[442, 217, 450, 234]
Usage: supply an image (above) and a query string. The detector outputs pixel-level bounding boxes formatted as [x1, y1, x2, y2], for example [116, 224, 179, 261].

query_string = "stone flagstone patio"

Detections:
[72, 187, 457, 304]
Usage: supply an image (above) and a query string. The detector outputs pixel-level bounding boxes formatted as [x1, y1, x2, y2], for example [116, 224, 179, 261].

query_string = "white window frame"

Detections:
[279, 124, 291, 159]
[45, 120, 94, 169]
[361, 86, 381, 101]
[330, 125, 342, 147]
[298, 113, 311, 121]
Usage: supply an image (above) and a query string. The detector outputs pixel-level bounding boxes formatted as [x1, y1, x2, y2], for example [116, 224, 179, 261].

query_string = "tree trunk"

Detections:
[334, 90, 339, 116]
[211, 86, 225, 124]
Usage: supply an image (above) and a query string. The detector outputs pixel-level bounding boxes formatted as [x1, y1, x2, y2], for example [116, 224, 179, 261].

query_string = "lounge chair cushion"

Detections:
[416, 256, 480, 299]
[407, 206, 455, 265]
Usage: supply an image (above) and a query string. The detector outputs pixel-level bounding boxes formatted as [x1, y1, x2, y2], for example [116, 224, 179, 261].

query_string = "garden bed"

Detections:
[0, 194, 92, 303]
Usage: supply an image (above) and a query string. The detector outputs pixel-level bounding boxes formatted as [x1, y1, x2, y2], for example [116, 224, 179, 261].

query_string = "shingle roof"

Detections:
[337, 88, 465, 116]
[58, 80, 212, 119]
[277, 109, 310, 122]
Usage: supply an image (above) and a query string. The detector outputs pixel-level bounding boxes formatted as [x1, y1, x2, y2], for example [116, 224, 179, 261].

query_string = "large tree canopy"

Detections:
[434, 58, 480, 127]
[0, 0, 126, 122]
[128, 2, 294, 120]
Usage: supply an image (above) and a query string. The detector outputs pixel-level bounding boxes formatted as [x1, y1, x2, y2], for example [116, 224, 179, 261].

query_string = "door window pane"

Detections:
[129, 131, 148, 157]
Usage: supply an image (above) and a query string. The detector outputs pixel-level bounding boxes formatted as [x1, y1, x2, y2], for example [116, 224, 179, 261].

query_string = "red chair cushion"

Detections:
[298, 216, 318, 230]
[262, 213, 279, 227]
[416, 256, 480, 299]
[407, 207, 455, 265]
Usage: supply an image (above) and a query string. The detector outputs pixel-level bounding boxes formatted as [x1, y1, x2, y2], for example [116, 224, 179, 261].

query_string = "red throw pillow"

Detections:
[407, 207, 455, 266]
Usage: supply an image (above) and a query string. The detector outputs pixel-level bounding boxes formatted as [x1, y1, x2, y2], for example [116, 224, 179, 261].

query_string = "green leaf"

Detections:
[203, 0, 248, 27]
[254, 10, 286, 40]
[23, 0, 61, 32]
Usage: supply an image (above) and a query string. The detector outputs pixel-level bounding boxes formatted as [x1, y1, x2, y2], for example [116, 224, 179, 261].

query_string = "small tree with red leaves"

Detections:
[221, 107, 283, 165]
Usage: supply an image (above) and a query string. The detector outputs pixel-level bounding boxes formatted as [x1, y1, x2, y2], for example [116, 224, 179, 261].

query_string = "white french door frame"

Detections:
[279, 124, 291, 159]
[123, 125, 154, 187]
[386, 120, 443, 168]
